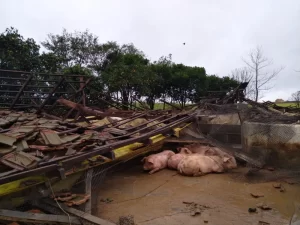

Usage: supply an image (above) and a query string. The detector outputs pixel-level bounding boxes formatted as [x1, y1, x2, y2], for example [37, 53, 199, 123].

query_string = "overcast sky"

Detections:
[1, 0, 300, 101]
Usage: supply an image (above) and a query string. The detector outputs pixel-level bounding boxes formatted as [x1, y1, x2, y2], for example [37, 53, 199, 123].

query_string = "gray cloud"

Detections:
[1, 0, 300, 101]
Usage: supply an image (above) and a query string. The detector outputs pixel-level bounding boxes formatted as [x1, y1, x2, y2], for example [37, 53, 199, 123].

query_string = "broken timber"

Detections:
[42, 199, 116, 225]
[57, 98, 106, 117]
[0, 209, 81, 224]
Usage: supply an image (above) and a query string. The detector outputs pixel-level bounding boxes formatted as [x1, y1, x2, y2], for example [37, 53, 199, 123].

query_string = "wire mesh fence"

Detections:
[196, 102, 300, 169]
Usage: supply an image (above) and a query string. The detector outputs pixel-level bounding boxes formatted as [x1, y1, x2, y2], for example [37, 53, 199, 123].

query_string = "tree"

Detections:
[291, 91, 300, 108]
[39, 52, 63, 73]
[144, 54, 173, 109]
[242, 46, 284, 102]
[101, 44, 149, 108]
[42, 29, 101, 69]
[0, 27, 40, 71]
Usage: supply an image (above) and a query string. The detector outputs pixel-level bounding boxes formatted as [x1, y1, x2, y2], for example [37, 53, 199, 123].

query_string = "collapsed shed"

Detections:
[0, 69, 299, 224]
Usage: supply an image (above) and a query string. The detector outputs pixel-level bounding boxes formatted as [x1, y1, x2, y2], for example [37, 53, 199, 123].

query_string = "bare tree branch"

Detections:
[291, 91, 300, 108]
[240, 45, 284, 102]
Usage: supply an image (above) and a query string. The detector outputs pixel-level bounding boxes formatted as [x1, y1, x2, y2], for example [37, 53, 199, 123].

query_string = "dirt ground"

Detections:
[95, 165, 300, 225]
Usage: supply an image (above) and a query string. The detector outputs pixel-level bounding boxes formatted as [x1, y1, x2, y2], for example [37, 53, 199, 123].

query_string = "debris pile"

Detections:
[182, 201, 212, 217]
[0, 108, 195, 183]
[118, 215, 135, 225]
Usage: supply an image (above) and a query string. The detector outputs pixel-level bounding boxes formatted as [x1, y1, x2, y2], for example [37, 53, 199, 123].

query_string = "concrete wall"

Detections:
[242, 122, 300, 169]
[197, 123, 241, 145]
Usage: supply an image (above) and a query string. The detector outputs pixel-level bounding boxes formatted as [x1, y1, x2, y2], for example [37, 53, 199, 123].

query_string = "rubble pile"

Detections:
[0, 109, 169, 177]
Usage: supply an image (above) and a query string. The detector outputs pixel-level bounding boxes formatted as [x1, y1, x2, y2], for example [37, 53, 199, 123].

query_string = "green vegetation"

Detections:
[0, 27, 239, 109]
[275, 102, 298, 107]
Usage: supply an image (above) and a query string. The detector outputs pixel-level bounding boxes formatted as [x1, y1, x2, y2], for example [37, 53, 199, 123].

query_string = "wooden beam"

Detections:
[63, 96, 84, 120]
[159, 99, 182, 110]
[43, 199, 116, 225]
[10, 74, 33, 109]
[84, 168, 93, 213]
[0, 209, 81, 224]
[37, 77, 65, 113]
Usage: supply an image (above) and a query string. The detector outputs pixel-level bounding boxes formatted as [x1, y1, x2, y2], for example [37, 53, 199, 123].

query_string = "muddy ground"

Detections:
[95, 164, 300, 225]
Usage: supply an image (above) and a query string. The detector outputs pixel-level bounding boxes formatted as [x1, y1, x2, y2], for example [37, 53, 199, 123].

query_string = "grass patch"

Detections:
[275, 102, 299, 107]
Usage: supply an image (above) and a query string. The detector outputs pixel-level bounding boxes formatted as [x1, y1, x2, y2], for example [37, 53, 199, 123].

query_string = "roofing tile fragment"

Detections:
[40, 129, 63, 146]
[37, 123, 59, 129]
[24, 131, 39, 141]
[0, 146, 17, 155]
[1, 151, 40, 170]
[16, 140, 29, 151]
[5, 114, 20, 123]
[90, 117, 112, 128]
[118, 118, 148, 129]
[6, 126, 36, 139]
[60, 134, 80, 143]
[0, 133, 17, 146]
[0, 118, 10, 127]
[104, 127, 127, 136]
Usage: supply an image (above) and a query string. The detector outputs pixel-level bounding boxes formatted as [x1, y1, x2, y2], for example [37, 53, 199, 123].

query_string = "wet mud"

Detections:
[95, 165, 300, 225]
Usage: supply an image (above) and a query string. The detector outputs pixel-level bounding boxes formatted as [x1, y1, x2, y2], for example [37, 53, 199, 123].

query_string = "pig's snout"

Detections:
[222, 157, 237, 169]
[143, 161, 154, 170]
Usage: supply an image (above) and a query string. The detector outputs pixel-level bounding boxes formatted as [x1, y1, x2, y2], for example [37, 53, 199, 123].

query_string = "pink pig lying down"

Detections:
[178, 143, 237, 168]
[167, 148, 192, 170]
[141, 150, 175, 174]
[177, 154, 237, 177]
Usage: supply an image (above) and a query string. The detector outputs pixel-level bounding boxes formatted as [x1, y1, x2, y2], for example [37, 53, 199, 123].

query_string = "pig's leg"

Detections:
[149, 168, 161, 174]
[193, 171, 205, 176]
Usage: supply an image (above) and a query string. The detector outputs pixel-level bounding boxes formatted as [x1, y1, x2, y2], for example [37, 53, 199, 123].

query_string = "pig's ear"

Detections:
[181, 148, 192, 154]
[147, 158, 154, 164]
[141, 157, 146, 163]
[223, 157, 230, 162]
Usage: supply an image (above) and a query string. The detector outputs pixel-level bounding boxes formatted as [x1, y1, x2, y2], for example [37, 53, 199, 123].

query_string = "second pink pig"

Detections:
[141, 150, 175, 174]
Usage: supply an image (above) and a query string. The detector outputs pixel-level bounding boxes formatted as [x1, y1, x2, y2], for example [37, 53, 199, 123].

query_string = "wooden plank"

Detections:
[84, 168, 93, 213]
[43, 199, 116, 225]
[0, 209, 81, 224]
